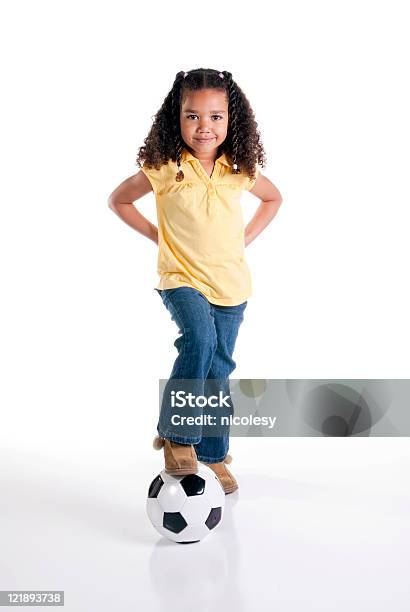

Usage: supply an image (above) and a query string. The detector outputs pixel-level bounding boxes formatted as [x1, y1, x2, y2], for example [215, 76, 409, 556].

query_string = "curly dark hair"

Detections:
[136, 68, 266, 182]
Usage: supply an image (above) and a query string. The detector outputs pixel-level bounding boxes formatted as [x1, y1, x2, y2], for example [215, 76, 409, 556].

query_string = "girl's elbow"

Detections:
[108, 196, 118, 210]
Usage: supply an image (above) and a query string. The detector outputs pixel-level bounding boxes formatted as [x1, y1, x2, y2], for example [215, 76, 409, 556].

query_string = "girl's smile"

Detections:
[194, 137, 216, 144]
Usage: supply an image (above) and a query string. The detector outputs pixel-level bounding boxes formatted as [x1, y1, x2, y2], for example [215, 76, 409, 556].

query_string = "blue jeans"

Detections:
[155, 286, 247, 463]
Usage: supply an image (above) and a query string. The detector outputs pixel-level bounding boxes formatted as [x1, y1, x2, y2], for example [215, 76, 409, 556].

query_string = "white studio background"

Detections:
[1, 0, 409, 458]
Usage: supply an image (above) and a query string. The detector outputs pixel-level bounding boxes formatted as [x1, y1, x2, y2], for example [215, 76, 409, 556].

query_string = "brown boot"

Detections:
[153, 436, 198, 475]
[201, 454, 238, 494]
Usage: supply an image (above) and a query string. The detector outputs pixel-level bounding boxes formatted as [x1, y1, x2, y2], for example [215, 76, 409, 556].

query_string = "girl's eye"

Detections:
[186, 114, 223, 121]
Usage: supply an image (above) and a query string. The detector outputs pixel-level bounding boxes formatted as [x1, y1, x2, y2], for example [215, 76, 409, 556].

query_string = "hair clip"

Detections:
[219, 72, 224, 78]
[183, 72, 188, 78]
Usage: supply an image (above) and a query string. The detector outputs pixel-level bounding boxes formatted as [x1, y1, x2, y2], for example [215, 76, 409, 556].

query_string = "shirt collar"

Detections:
[181, 147, 231, 167]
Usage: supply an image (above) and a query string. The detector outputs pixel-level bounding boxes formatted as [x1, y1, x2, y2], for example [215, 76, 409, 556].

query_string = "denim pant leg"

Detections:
[194, 300, 247, 463]
[156, 287, 218, 444]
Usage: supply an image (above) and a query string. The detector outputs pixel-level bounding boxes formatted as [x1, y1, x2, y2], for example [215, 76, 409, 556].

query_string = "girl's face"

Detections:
[180, 89, 229, 157]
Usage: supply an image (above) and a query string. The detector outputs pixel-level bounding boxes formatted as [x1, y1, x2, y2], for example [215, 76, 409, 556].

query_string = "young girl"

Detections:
[108, 68, 282, 494]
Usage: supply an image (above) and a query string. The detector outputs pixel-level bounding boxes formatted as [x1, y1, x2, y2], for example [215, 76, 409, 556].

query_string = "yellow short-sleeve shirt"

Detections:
[141, 147, 259, 306]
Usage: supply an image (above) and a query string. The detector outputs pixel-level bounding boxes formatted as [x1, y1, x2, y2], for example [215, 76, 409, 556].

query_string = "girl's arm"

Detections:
[244, 175, 283, 247]
[108, 171, 158, 245]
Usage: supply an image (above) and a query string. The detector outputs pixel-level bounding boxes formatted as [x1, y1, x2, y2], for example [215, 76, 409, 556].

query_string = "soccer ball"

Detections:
[146, 464, 225, 543]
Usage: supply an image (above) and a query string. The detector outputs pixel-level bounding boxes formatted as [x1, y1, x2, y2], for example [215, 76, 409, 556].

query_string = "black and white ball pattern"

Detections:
[146, 464, 225, 543]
